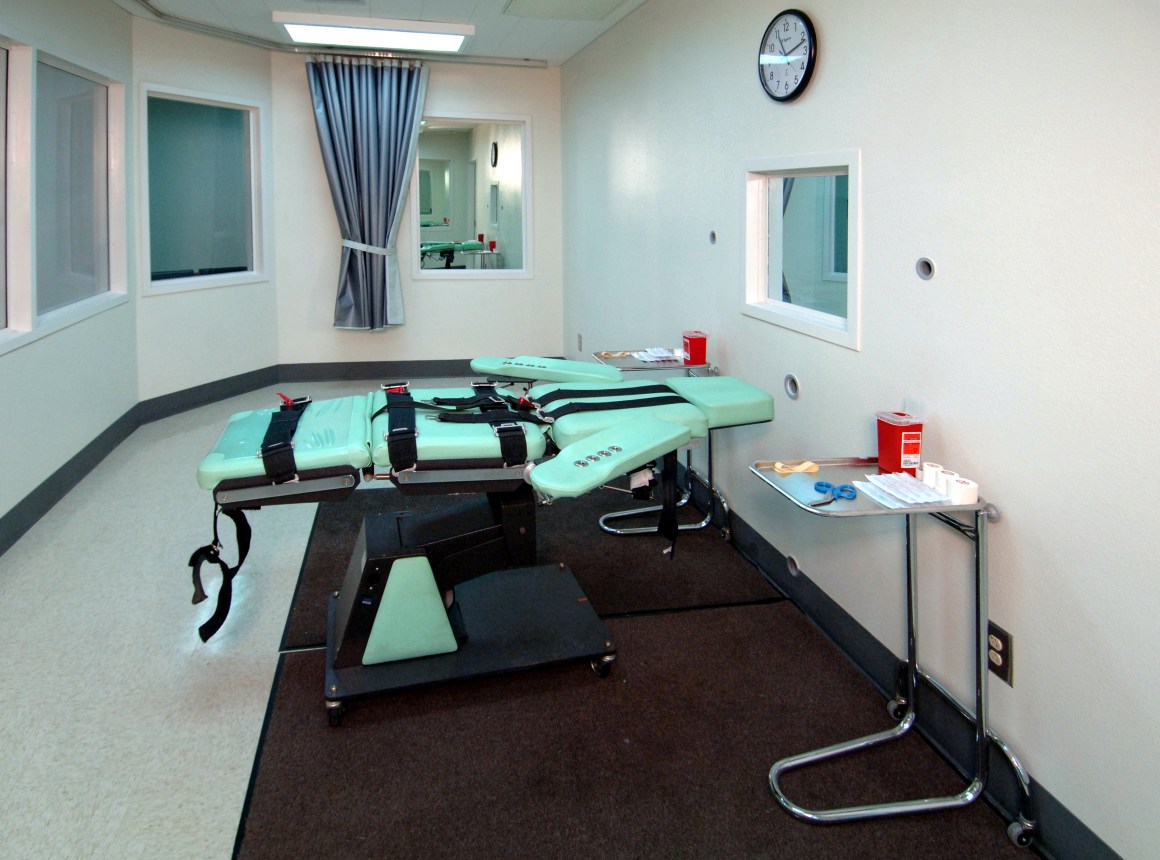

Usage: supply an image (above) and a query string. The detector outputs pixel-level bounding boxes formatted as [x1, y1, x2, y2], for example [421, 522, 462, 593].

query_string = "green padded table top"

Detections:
[664, 375, 774, 428]
[197, 394, 373, 490]
[528, 380, 710, 450]
[369, 388, 549, 467]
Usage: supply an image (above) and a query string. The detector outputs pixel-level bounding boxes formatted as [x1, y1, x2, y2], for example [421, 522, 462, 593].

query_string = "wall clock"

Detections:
[758, 9, 817, 102]
[490, 141, 498, 167]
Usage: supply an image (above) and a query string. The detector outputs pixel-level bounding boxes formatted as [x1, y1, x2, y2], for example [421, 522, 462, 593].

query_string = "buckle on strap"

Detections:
[380, 381, 410, 394]
[258, 438, 294, 458]
[277, 393, 312, 411]
[491, 421, 526, 438]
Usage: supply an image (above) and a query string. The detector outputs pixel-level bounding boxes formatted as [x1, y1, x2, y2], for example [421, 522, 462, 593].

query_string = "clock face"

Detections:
[758, 10, 817, 102]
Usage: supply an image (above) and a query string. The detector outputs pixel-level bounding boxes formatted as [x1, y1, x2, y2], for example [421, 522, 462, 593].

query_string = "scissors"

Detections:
[809, 480, 857, 507]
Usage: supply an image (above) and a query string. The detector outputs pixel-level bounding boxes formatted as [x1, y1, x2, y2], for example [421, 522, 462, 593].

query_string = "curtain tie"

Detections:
[342, 239, 391, 255]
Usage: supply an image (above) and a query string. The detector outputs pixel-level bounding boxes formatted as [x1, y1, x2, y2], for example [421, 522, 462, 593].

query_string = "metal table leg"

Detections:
[768, 510, 993, 822]
[598, 432, 730, 538]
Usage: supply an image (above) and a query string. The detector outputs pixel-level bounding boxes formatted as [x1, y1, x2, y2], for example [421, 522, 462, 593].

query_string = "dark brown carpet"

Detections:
[239, 487, 1024, 858]
[239, 603, 1023, 858]
[280, 485, 780, 649]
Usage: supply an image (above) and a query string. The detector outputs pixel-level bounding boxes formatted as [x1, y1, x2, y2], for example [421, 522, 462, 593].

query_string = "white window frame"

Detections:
[140, 83, 269, 296]
[743, 149, 861, 351]
[0, 43, 127, 358]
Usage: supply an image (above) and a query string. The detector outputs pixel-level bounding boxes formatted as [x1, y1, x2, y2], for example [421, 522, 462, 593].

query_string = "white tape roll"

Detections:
[935, 469, 958, 496]
[948, 476, 979, 505]
[921, 463, 942, 488]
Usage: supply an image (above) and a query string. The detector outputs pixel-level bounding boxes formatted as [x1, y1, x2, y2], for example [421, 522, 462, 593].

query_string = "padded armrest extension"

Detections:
[470, 356, 623, 384]
[528, 416, 691, 500]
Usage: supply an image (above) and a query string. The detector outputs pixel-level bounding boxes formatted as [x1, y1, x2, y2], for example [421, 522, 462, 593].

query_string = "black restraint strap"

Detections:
[542, 393, 688, 421]
[379, 392, 419, 472]
[532, 383, 674, 408]
[260, 397, 310, 484]
[188, 506, 252, 641]
[491, 422, 529, 466]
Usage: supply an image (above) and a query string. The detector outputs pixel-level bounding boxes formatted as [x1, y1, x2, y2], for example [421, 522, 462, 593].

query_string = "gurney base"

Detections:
[324, 564, 615, 724]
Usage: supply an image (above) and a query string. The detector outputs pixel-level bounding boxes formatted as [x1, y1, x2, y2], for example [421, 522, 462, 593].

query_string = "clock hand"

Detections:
[786, 38, 806, 55]
[774, 29, 788, 55]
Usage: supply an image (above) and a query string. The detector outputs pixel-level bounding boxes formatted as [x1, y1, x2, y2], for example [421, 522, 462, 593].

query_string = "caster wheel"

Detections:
[327, 702, 346, 727]
[1007, 819, 1034, 848]
[887, 698, 908, 720]
[591, 654, 616, 678]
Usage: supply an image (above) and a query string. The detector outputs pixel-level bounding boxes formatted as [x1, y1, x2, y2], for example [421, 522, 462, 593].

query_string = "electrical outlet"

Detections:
[987, 621, 1013, 686]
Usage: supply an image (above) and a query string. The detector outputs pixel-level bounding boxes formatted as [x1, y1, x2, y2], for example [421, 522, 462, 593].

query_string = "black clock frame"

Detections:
[758, 9, 817, 103]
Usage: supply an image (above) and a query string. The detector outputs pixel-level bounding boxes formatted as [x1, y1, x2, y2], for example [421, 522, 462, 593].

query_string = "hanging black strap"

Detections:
[260, 395, 310, 484]
[659, 450, 680, 556]
[188, 506, 253, 642]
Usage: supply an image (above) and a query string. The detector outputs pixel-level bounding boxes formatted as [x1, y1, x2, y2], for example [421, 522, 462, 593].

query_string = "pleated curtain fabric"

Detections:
[306, 57, 429, 330]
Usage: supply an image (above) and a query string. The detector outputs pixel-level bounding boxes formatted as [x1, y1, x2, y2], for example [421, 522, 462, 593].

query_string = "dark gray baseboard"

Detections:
[0, 359, 475, 558]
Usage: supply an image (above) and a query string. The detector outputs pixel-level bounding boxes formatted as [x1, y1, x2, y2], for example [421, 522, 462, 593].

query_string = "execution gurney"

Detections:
[190, 356, 773, 723]
[419, 239, 484, 268]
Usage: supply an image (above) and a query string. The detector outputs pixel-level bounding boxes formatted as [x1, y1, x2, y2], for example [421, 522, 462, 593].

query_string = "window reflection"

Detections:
[415, 117, 526, 273]
[772, 174, 848, 318]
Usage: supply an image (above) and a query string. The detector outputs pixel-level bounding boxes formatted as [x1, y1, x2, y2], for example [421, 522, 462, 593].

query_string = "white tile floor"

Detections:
[0, 379, 466, 859]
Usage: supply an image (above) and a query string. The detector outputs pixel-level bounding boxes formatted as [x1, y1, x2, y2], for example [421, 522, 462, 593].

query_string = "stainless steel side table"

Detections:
[750, 457, 1035, 848]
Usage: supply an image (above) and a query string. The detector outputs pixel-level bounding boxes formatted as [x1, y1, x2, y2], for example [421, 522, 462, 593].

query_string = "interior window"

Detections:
[35, 61, 110, 316]
[146, 91, 257, 285]
[413, 116, 530, 277]
[744, 150, 861, 350]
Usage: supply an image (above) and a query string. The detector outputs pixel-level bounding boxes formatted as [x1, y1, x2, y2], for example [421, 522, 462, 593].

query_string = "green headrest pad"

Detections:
[529, 415, 691, 499]
[470, 356, 623, 384]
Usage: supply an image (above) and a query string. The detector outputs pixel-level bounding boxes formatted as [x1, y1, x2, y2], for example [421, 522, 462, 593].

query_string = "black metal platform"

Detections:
[324, 563, 615, 721]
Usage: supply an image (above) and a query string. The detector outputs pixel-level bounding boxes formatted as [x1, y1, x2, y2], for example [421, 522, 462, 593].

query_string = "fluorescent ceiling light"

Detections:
[273, 11, 473, 52]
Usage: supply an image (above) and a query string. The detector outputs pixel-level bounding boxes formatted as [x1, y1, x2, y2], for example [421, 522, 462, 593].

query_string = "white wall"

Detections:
[561, 1, 1160, 857]
[0, 0, 136, 520]
[133, 18, 278, 400]
[272, 55, 564, 362]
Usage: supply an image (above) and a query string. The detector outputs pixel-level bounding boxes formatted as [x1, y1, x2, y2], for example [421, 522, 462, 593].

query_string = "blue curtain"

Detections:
[306, 57, 428, 329]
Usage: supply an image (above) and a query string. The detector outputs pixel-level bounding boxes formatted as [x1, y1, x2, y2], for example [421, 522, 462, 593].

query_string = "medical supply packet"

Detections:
[854, 472, 949, 509]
